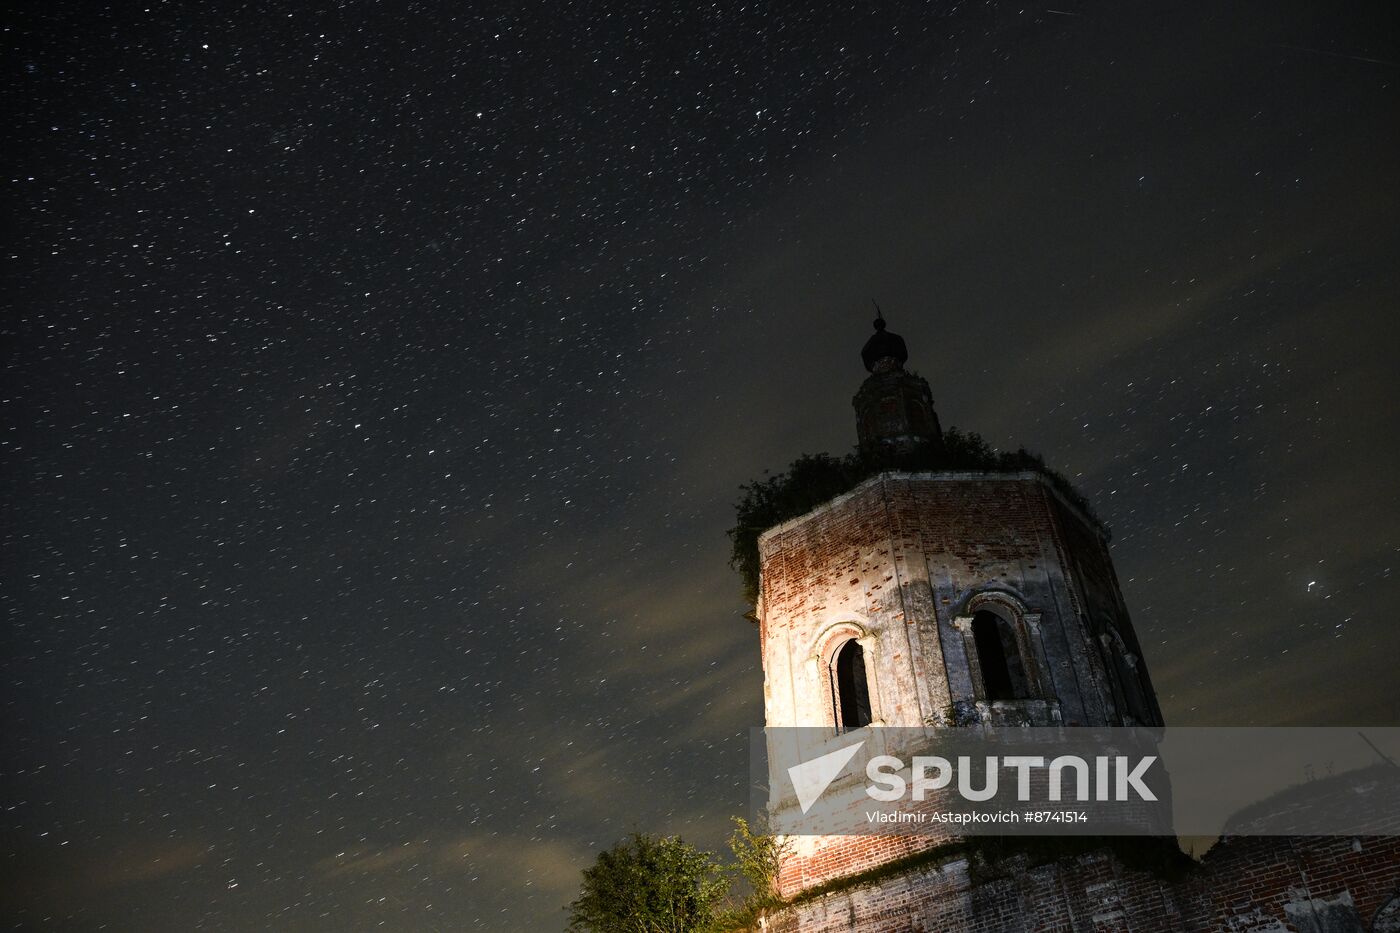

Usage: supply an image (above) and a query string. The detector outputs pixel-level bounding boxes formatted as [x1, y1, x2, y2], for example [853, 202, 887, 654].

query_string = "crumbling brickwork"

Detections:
[753, 471, 1399, 926]
[758, 471, 1163, 899]
[748, 326, 1398, 929]
[764, 836, 1400, 932]
[757, 471, 1158, 738]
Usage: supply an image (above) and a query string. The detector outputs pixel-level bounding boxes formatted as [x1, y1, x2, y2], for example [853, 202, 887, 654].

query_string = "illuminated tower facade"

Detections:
[756, 317, 1162, 897]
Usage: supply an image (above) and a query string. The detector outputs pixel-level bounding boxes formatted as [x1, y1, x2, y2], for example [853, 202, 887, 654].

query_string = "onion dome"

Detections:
[860, 315, 909, 373]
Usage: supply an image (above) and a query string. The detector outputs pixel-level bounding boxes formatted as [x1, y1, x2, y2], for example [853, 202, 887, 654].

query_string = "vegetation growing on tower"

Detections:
[726, 429, 1103, 606]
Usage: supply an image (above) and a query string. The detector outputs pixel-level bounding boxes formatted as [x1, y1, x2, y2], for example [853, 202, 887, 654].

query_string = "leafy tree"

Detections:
[726, 816, 791, 909]
[567, 833, 728, 933]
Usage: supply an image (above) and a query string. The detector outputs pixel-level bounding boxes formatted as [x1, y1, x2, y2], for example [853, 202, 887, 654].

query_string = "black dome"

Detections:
[860, 317, 908, 372]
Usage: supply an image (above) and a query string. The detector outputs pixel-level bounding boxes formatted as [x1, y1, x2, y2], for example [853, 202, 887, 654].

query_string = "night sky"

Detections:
[6, 1, 1399, 929]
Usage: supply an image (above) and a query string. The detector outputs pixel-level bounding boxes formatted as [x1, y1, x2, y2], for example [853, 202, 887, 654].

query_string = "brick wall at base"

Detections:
[762, 836, 1400, 933]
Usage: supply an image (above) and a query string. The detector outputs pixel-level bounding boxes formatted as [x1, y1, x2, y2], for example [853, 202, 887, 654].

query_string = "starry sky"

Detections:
[5, 0, 1399, 929]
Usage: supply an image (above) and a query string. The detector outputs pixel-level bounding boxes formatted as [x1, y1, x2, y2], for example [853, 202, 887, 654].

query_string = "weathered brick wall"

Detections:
[751, 473, 1400, 930]
[767, 848, 1185, 933]
[1047, 494, 1162, 726]
[1182, 835, 1400, 932]
[758, 472, 1163, 900]
[756, 472, 1157, 738]
[776, 833, 953, 899]
[763, 836, 1400, 932]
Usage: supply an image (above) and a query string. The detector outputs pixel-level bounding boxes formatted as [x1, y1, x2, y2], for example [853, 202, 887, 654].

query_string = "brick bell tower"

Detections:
[757, 316, 1163, 898]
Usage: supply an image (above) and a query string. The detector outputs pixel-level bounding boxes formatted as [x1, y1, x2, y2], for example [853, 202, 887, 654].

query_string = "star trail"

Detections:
[5, 1, 1398, 928]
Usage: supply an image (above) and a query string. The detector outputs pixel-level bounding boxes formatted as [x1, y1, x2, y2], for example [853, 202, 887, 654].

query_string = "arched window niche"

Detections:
[954, 593, 1046, 709]
[831, 639, 873, 732]
[971, 610, 1031, 701]
[811, 622, 880, 733]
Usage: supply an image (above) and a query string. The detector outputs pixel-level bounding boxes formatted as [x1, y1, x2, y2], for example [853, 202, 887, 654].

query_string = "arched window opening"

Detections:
[972, 610, 1031, 701]
[831, 639, 872, 732]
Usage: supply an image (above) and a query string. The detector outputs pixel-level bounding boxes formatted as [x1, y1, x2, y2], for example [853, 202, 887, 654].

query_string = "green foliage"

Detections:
[568, 827, 1188, 932]
[726, 816, 791, 908]
[569, 823, 795, 933]
[567, 833, 729, 933]
[727, 430, 1103, 605]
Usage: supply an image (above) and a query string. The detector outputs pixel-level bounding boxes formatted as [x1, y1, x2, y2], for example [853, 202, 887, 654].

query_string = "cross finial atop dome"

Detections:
[860, 301, 909, 373]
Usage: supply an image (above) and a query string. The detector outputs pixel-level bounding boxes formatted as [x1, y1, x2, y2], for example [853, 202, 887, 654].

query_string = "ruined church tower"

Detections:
[756, 317, 1163, 898]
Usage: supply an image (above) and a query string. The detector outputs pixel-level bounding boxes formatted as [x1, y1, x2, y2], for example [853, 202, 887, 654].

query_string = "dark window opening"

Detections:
[832, 639, 872, 731]
[972, 610, 1031, 701]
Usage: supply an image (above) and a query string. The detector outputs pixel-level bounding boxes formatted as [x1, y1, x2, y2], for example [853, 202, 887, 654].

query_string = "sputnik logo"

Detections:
[788, 740, 865, 814]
